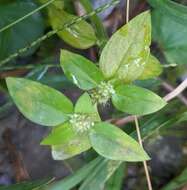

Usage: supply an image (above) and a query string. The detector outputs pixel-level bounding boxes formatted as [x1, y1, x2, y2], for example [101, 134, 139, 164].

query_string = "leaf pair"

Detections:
[60, 11, 166, 116]
[5, 11, 166, 163]
[6, 77, 149, 161]
[47, 121, 149, 161]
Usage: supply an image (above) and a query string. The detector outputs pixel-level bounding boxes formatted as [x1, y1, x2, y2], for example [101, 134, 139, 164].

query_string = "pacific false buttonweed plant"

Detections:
[6, 78, 149, 161]
[6, 11, 166, 162]
[60, 11, 166, 115]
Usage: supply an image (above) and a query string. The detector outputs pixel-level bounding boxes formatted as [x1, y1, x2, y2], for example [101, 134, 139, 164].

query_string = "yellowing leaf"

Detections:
[138, 54, 163, 80]
[51, 141, 90, 160]
[99, 11, 151, 82]
[42, 122, 91, 160]
[6, 77, 73, 126]
[89, 122, 150, 161]
[48, 7, 97, 49]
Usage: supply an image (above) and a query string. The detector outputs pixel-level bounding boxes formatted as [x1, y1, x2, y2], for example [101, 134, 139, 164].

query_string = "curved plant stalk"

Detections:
[134, 116, 153, 190]
[0, 0, 120, 66]
[125, 0, 153, 189]
[0, 0, 56, 33]
[126, 0, 130, 23]
[164, 78, 187, 103]
[80, 0, 108, 48]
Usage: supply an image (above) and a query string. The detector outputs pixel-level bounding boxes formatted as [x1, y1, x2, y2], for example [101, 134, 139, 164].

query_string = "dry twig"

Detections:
[2, 128, 30, 182]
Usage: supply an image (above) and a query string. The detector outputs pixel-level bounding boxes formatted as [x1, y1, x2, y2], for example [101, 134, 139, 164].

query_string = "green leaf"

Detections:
[41, 122, 90, 146]
[141, 111, 187, 140]
[161, 167, 187, 190]
[112, 85, 167, 115]
[152, 1, 187, 64]
[60, 50, 104, 90]
[41, 122, 91, 160]
[39, 0, 64, 9]
[51, 142, 90, 161]
[47, 157, 103, 190]
[138, 54, 163, 80]
[0, 2, 44, 61]
[129, 101, 182, 139]
[79, 159, 121, 190]
[89, 122, 150, 161]
[48, 7, 97, 49]
[148, 0, 187, 24]
[99, 11, 151, 82]
[105, 163, 126, 190]
[74, 93, 100, 121]
[0, 178, 51, 190]
[75, 93, 94, 114]
[6, 77, 73, 126]
[0, 0, 12, 4]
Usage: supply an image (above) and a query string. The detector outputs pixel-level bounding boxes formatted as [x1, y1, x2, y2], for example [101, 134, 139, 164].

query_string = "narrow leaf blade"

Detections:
[161, 167, 187, 190]
[79, 159, 122, 190]
[0, 178, 52, 190]
[47, 157, 103, 190]
[105, 163, 126, 190]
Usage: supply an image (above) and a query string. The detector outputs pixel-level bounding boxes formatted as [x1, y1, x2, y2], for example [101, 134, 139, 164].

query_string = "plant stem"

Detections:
[162, 80, 187, 105]
[134, 116, 153, 190]
[0, 0, 56, 33]
[126, 0, 130, 23]
[79, 0, 108, 48]
[0, 0, 120, 66]
[0, 63, 59, 71]
[163, 78, 187, 103]
[125, 0, 153, 189]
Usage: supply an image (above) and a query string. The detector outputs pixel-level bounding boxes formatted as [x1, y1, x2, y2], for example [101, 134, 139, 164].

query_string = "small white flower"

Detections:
[90, 82, 115, 105]
[69, 114, 95, 133]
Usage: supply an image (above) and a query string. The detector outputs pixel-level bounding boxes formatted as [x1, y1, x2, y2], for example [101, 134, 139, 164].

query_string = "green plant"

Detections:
[6, 11, 166, 164]
[2, 0, 187, 189]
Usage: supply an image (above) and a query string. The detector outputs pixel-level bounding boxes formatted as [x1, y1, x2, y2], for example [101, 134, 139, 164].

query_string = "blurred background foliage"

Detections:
[0, 0, 187, 190]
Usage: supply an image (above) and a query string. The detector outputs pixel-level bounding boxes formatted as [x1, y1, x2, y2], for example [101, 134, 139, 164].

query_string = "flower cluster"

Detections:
[69, 114, 95, 133]
[90, 82, 115, 105]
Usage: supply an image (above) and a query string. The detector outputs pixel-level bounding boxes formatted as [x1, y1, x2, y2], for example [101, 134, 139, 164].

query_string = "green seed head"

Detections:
[69, 114, 95, 133]
[90, 82, 115, 105]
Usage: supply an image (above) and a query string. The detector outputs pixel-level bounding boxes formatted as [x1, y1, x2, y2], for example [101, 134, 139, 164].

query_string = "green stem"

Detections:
[0, 63, 59, 71]
[80, 0, 108, 48]
[0, 0, 120, 66]
[0, 0, 56, 33]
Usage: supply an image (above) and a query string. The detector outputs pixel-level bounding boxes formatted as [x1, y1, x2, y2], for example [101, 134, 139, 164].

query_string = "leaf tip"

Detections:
[143, 151, 151, 161]
[6, 77, 20, 94]
[6, 76, 15, 86]
[40, 138, 48, 145]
